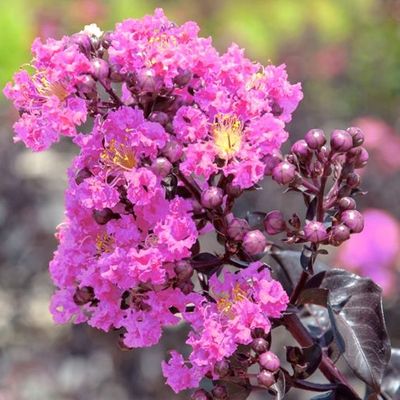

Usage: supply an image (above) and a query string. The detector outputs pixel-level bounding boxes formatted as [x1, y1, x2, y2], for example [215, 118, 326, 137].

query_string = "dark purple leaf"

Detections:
[381, 348, 400, 398]
[321, 269, 391, 392]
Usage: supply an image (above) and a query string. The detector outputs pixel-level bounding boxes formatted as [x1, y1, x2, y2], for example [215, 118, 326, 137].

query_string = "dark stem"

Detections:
[293, 379, 337, 392]
[282, 313, 360, 399]
[98, 79, 123, 107]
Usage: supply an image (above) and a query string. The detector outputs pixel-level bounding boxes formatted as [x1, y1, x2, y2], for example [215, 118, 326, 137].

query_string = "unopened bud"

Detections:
[263, 211, 286, 235]
[93, 208, 115, 225]
[346, 172, 361, 188]
[272, 161, 296, 185]
[291, 139, 311, 159]
[174, 260, 194, 281]
[242, 230, 267, 255]
[305, 129, 326, 150]
[338, 197, 356, 210]
[91, 58, 109, 80]
[354, 147, 369, 169]
[151, 157, 172, 178]
[227, 218, 250, 241]
[259, 351, 280, 372]
[201, 187, 224, 209]
[330, 130, 353, 153]
[173, 69, 192, 87]
[162, 139, 183, 163]
[347, 127, 364, 147]
[257, 370, 275, 388]
[341, 210, 364, 233]
[330, 224, 351, 246]
[212, 385, 228, 400]
[214, 359, 230, 378]
[252, 338, 269, 353]
[304, 221, 328, 243]
[149, 111, 169, 126]
[191, 389, 211, 400]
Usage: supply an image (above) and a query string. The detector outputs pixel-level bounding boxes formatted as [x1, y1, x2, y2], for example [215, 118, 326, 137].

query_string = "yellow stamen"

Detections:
[35, 75, 69, 101]
[100, 139, 136, 170]
[95, 233, 115, 254]
[217, 283, 248, 318]
[212, 114, 243, 159]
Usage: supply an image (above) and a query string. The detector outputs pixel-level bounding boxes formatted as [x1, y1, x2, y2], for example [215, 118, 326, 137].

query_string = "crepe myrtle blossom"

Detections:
[5, 8, 379, 400]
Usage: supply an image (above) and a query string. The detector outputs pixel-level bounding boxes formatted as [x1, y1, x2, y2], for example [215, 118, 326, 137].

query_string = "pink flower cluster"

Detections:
[4, 9, 300, 395]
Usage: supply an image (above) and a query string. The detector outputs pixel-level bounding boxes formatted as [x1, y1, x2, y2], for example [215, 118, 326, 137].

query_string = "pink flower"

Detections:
[173, 106, 209, 142]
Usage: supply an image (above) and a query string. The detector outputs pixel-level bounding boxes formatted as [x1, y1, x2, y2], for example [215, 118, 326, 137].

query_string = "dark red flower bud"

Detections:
[227, 218, 250, 241]
[75, 167, 92, 185]
[347, 127, 364, 147]
[305, 129, 326, 150]
[151, 157, 172, 178]
[272, 161, 296, 185]
[214, 359, 230, 378]
[330, 129, 353, 152]
[259, 351, 280, 372]
[177, 280, 195, 295]
[252, 338, 269, 353]
[346, 172, 361, 188]
[291, 139, 311, 159]
[263, 153, 282, 176]
[191, 389, 211, 400]
[242, 230, 267, 255]
[93, 208, 115, 225]
[263, 210, 286, 235]
[341, 210, 364, 233]
[304, 221, 328, 243]
[226, 182, 242, 198]
[174, 260, 194, 281]
[73, 286, 94, 305]
[91, 58, 109, 80]
[212, 385, 228, 400]
[201, 187, 224, 209]
[173, 69, 192, 87]
[71, 33, 92, 53]
[149, 111, 169, 125]
[162, 139, 183, 163]
[338, 197, 356, 210]
[354, 147, 369, 169]
[257, 370, 275, 388]
[330, 224, 351, 246]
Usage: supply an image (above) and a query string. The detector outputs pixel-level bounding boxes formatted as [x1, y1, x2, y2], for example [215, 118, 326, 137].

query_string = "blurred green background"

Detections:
[1, 1, 400, 399]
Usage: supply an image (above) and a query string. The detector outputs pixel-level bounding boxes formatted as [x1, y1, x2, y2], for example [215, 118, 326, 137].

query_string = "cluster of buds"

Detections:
[265, 127, 368, 246]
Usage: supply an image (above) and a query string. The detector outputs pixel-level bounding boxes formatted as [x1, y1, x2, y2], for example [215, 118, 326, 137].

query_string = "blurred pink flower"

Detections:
[335, 208, 400, 295]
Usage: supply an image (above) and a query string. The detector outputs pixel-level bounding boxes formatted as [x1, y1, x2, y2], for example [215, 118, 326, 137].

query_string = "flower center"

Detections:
[35, 75, 69, 101]
[96, 233, 115, 254]
[212, 114, 243, 159]
[217, 283, 247, 317]
[101, 139, 136, 170]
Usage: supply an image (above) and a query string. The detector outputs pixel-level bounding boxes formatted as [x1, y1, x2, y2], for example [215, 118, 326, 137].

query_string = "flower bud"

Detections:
[338, 197, 356, 210]
[173, 69, 192, 87]
[201, 187, 224, 209]
[101, 31, 112, 49]
[162, 139, 183, 163]
[259, 351, 280, 372]
[91, 58, 109, 80]
[212, 385, 228, 400]
[263, 210, 286, 235]
[263, 153, 281, 176]
[291, 139, 311, 159]
[149, 111, 169, 126]
[227, 218, 250, 241]
[347, 127, 364, 147]
[77, 74, 96, 94]
[137, 70, 161, 93]
[93, 208, 115, 225]
[174, 260, 194, 281]
[177, 280, 195, 295]
[252, 338, 269, 353]
[214, 359, 230, 378]
[330, 130, 353, 153]
[346, 172, 360, 188]
[305, 128, 326, 150]
[354, 147, 369, 169]
[226, 182, 242, 198]
[109, 64, 125, 82]
[242, 230, 267, 255]
[330, 224, 351, 246]
[257, 370, 275, 388]
[73, 286, 94, 305]
[75, 167, 92, 185]
[71, 33, 92, 53]
[191, 389, 211, 400]
[151, 157, 172, 178]
[272, 161, 296, 185]
[341, 210, 364, 233]
[251, 327, 267, 338]
[304, 221, 328, 243]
